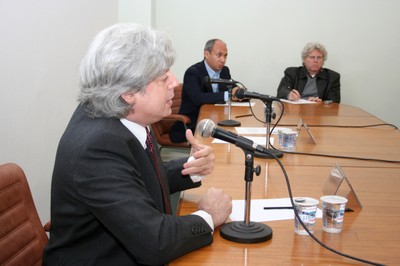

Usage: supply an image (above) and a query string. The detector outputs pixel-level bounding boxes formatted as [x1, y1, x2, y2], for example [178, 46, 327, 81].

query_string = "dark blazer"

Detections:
[169, 60, 232, 143]
[43, 104, 213, 266]
[276, 66, 341, 103]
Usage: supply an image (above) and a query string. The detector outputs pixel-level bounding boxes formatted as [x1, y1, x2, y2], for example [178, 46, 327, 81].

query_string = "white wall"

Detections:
[119, 0, 154, 26]
[155, 0, 400, 128]
[1, 0, 399, 225]
[0, 0, 118, 223]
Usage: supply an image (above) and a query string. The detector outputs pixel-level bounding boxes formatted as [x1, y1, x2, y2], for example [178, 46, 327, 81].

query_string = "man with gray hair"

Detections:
[43, 23, 232, 265]
[276, 42, 341, 103]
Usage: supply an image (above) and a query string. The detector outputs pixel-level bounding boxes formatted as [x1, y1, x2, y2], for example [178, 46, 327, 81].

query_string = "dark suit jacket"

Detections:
[43, 104, 213, 266]
[169, 60, 232, 142]
[276, 66, 341, 103]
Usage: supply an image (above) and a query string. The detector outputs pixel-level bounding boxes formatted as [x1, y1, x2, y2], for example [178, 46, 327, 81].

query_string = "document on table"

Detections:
[215, 102, 255, 107]
[230, 198, 322, 222]
[212, 136, 274, 145]
[280, 99, 316, 104]
[235, 127, 293, 135]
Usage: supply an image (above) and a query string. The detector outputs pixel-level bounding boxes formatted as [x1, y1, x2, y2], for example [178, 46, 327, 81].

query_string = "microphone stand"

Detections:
[255, 99, 283, 159]
[220, 149, 273, 243]
[218, 86, 241, 127]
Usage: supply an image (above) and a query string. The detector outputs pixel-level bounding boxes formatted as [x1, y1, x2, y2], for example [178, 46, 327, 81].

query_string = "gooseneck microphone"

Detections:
[235, 88, 279, 101]
[202, 76, 239, 86]
[197, 119, 269, 154]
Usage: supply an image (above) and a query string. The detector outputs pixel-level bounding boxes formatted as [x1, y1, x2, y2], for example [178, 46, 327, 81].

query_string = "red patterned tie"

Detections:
[145, 127, 172, 214]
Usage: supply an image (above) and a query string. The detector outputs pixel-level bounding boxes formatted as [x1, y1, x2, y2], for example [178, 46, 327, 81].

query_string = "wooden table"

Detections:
[171, 101, 400, 265]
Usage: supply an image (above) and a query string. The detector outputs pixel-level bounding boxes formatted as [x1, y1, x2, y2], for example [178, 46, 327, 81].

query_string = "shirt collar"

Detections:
[120, 118, 148, 149]
[301, 65, 327, 79]
[204, 60, 220, 78]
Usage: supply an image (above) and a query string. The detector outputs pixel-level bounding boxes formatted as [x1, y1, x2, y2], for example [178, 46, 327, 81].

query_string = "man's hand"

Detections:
[231, 87, 243, 101]
[307, 96, 322, 102]
[288, 89, 301, 101]
[182, 129, 215, 176]
[198, 187, 232, 228]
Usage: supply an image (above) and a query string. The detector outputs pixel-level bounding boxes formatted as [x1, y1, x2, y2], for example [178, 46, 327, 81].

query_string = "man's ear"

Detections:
[120, 93, 135, 105]
[204, 50, 210, 59]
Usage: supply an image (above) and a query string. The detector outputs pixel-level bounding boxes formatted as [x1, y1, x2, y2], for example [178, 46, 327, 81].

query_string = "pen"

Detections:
[289, 87, 300, 98]
[235, 114, 252, 118]
[287, 85, 299, 98]
[263, 206, 293, 210]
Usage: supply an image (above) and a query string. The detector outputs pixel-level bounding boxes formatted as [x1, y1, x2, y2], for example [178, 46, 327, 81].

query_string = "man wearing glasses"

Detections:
[276, 42, 341, 103]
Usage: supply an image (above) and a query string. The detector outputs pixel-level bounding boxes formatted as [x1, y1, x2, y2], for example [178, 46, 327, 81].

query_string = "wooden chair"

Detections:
[151, 83, 191, 150]
[0, 163, 49, 266]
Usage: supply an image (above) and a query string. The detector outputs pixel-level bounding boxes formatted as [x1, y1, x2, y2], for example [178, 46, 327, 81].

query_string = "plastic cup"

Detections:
[278, 130, 298, 151]
[277, 129, 286, 146]
[293, 197, 319, 235]
[320, 195, 348, 233]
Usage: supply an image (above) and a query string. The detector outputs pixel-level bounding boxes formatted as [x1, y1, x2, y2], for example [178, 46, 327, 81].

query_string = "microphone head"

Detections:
[235, 88, 246, 99]
[196, 119, 216, 138]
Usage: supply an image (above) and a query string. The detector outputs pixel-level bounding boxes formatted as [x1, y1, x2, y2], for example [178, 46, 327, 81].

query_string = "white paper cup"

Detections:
[293, 197, 319, 235]
[320, 195, 348, 233]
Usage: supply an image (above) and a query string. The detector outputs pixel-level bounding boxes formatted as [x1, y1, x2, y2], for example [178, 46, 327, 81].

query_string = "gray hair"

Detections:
[301, 42, 328, 61]
[78, 23, 175, 118]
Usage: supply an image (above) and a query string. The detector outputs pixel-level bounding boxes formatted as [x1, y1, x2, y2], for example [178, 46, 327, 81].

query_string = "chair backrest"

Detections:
[171, 83, 183, 115]
[151, 84, 191, 149]
[0, 163, 48, 266]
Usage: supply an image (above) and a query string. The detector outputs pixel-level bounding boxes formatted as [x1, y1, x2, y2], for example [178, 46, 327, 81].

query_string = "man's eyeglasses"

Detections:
[307, 55, 324, 61]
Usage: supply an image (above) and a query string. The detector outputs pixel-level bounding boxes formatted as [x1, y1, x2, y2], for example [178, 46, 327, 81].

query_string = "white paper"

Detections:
[212, 136, 274, 145]
[230, 198, 322, 222]
[235, 127, 267, 135]
[235, 127, 293, 135]
[214, 102, 255, 107]
[280, 99, 317, 104]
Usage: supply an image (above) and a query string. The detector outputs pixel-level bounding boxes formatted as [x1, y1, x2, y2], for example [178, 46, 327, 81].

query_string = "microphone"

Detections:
[197, 119, 268, 154]
[235, 88, 279, 102]
[202, 76, 238, 86]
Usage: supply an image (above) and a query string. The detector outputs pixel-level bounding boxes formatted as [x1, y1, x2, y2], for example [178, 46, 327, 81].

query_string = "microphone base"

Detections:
[218, 119, 241, 127]
[255, 149, 284, 159]
[220, 221, 273, 243]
